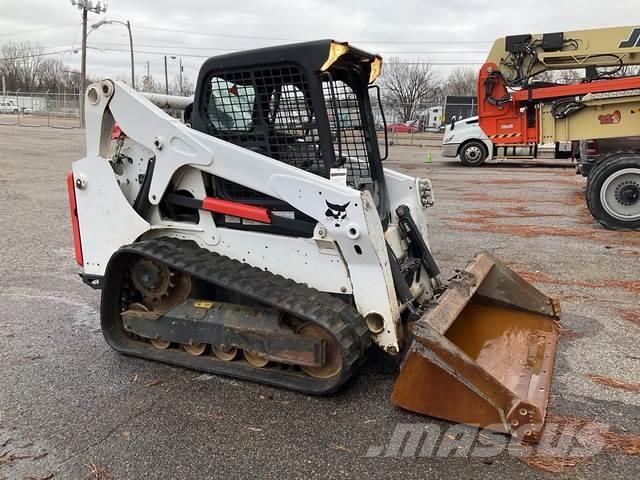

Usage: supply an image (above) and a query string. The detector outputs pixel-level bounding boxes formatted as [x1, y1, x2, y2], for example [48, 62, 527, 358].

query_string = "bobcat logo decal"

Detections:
[325, 200, 350, 227]
[598, 110, 621, 125]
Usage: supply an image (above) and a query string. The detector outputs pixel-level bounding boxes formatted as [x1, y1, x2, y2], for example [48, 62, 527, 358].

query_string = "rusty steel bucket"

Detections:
[391, 252, 561, 443]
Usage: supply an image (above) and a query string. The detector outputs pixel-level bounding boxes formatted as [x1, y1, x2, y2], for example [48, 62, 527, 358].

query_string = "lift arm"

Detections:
[486, 25, 640, 83]
[479, 25, 640, 144]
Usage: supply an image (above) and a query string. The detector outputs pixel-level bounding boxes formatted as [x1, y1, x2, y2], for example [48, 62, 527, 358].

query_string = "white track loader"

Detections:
[68, 41, 561, 442]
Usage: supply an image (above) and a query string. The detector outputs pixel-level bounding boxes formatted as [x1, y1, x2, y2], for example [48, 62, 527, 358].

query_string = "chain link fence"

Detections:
[0, 91, 82, 128]
[372, 99, 478, 148]
[0, 91, 478, 147]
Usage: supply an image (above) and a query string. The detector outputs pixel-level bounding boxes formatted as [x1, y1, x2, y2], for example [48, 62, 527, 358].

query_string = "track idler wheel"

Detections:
[297, 323, 342, 379]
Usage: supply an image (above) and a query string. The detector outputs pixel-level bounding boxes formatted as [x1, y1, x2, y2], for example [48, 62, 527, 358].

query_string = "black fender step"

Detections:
[100, 237, 371, 394]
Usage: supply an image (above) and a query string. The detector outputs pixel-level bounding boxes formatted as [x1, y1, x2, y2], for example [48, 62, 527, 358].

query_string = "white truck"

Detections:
[442, 116, 493, 166]
[0, 101, 19, 114]
[442, 116, 572, 166]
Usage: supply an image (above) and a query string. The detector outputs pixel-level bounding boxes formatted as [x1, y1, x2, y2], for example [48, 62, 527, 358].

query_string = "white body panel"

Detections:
[426, 106, 443, 129]
[441, 116, 494, 160]
[72, 80, 436, 352]
[72, 156, 150, 275]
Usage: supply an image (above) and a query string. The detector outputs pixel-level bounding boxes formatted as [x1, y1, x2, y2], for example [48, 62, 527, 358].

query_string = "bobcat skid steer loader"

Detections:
[68, 40, 561, 442]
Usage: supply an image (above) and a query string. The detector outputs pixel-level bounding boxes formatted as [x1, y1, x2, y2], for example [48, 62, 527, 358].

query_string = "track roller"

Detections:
[244, 351, 269, 368]
[212, 347, 238, 361]
[183, 343, 207, 356]
[150, 338, 171, 349]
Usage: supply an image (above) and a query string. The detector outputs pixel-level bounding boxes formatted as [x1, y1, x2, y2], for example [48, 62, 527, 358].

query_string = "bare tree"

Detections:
[37, 58, 67, 91]
[171, 75, 195, 96]
[379, 57, 441, 122]
[443, 67, 477, 98]
[0, 41, 200, 96]
[59, 69, 82, 93]
[535, 65, 640, 83]
[602, 65, 640, 77]
[0, 41, 44, 91]
[182, 76, 195, 96]
[140, 74, 163, 93]
[534, 69, 583, 84]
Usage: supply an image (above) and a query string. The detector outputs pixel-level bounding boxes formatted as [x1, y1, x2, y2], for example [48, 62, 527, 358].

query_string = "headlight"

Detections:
[418, 178, 434, 208]
[444, 134, 454, 143]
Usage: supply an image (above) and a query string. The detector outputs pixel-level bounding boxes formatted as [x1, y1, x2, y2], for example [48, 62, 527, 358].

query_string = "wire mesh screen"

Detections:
[206, 66, 325, 172]
[205, 65, 331, 201]
[323, 79, 373, 188]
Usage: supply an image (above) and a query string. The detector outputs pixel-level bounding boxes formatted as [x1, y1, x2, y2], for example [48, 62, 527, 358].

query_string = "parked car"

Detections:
[0, 101, 19, 114]
[575, 136, 640, 176]
[386, 122, 418, 133]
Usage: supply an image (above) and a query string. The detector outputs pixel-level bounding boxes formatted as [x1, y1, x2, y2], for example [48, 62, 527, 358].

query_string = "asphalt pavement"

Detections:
[0, 125, 638, 479]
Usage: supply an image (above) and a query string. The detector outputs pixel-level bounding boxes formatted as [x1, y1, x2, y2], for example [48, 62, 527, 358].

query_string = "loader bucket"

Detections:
[391, 252, 560, 443]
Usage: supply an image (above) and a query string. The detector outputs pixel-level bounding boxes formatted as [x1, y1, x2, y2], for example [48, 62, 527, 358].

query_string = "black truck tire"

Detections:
[586, 154, 640, 230]
[459, 140, 488, 167]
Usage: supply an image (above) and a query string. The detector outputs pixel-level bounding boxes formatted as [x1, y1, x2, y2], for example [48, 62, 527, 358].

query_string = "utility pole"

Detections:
[70, 0, 107, 128]
[164, 55, 169, 95]
[179, 58, 183, 96]
[127, 21, 135, 90]
[80, 6, 87, 127]
[143, 61, 150, 92]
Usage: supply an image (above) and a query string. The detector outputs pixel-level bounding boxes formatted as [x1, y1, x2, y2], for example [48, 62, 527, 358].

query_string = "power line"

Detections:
[87, 45, 483, 65]
[89, 41, 488, 55]
[91, 42, 235, 52]
[0, 21, 491, 48]
[134, 25, 299, 42]
[0, 22, 78, 38]
[65, 21, 83, 65]
[397, 61, 483, 65]
[0, 48, 78, 61]
[133, 24, 491, 45]
[355, 40, 492, 45]
[1, 44, 481, 68]
[373, 51, 487, 55]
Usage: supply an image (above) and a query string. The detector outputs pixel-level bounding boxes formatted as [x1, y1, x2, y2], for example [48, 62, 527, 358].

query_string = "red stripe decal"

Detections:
[66, 171, 84, 266]
[201, 197, 271, 224]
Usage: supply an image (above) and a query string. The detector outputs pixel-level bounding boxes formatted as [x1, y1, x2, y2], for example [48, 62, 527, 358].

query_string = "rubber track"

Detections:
[100, 237, 371, 394]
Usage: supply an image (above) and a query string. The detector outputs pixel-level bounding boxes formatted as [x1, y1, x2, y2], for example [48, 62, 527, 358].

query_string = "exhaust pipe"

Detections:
[392, 252, 560, 443]
[140, 92, 194, 111]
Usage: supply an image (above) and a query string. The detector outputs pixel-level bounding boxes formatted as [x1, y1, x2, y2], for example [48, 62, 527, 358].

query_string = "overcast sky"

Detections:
[1, 0, 638, 87]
